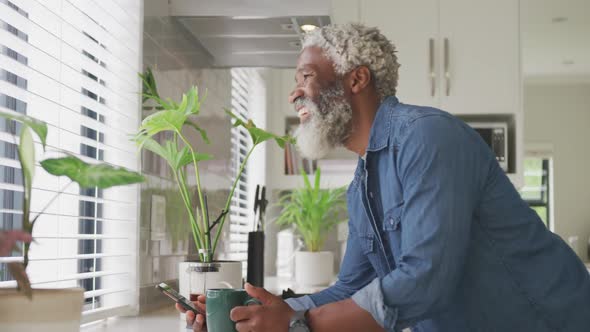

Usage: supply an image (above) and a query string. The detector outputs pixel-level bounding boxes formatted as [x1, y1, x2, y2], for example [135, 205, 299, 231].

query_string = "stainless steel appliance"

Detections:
[467, 122, 509, 171]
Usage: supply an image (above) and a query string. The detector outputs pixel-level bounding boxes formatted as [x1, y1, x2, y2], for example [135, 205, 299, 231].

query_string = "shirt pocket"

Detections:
[359, 234, 387, 276]
[383, 201, 403, 262]
[383, 201, 404, 232]
[360, 234, 375, 254]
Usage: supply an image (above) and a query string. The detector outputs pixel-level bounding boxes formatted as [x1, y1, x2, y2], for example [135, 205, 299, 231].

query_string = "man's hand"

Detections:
[230, 283, 295, 332]
[175, 294, 207, 331]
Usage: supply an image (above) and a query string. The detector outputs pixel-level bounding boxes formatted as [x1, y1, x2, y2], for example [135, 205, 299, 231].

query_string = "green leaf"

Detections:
[314, 167, 321, 195]
[171, 144, 212, 170]
[301, 168, 312, 191]
[248, 127, 275, 145]
[19, 126, 35, 186]
[139, 137, 189, 170]
[184, 121, 210, 144]
[137, 109, 187, 138]
[183, 87, 201, 116]
[140, 68, 179, 111]
[177, 93, 189, 116]
[273, 135, 295, 149]
[0, 111, 48, 149]
[135, 136, 211, 171]
[136, 136, 168, 161]
[225, 109, 293, 148]
[140, 68, 160, 103]
[41, 156, 144, 189]
[18, 126, 34, 226]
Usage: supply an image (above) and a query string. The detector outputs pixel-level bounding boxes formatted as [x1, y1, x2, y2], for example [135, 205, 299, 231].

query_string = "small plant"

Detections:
[276, 168, 347, 252]
[135, 68, 292, 263]
[0, 111, 144, 298]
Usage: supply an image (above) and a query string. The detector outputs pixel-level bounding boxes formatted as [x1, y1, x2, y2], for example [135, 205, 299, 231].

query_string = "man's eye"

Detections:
[303, 74, 311, 80]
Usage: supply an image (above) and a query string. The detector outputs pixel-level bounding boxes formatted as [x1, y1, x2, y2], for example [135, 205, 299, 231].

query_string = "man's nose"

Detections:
[289, 88, 303, 104]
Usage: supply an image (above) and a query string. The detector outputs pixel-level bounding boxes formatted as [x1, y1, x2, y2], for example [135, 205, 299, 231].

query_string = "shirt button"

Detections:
[369, 192, 374, 198]
[389, 218, 395, 225]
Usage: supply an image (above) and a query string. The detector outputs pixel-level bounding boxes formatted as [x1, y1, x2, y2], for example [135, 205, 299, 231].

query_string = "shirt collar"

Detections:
[366, 96, 399, 152]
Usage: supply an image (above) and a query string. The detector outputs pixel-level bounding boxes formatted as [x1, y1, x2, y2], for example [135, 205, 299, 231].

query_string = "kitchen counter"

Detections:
[81, 306, 182, 332]
[264, 275, 333, 296]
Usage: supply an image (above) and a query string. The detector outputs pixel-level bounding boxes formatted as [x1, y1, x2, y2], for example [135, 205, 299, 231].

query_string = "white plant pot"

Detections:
[0, 288, 84, 332]
[295, 251, 334, 286]
[178, 261, 243, 299]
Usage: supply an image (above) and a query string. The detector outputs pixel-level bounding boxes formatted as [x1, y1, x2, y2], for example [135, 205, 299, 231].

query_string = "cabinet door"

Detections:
[360, 0, 440, 107]
[439, 0, 520, 115]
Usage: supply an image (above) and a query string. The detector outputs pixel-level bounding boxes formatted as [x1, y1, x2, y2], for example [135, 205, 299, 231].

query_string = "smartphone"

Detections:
[156, 282, 204, 315]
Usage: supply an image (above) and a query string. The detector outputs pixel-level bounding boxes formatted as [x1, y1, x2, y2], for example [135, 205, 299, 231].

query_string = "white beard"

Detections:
[294, 84, 352, 160]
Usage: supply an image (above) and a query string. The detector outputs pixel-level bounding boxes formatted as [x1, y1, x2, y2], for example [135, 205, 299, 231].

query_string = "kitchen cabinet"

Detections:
[438, 0, 520, 115]
[358, 0, 521, 116]
[360, 0, 440, 108]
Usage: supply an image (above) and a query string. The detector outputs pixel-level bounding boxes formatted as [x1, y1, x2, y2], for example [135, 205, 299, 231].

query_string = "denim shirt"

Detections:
[286, 96, 590, 332]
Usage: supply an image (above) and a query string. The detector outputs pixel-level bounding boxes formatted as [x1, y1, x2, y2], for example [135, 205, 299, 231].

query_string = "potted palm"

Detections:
[276, 168, 347, 286]
[135, 69, 291, 299]
[0, 112, 144, 332]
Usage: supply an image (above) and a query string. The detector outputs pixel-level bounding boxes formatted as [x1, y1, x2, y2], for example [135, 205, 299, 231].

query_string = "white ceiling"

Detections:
[521, 0, 590, 82]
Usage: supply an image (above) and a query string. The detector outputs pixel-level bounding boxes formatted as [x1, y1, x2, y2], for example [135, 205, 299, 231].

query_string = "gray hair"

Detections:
[302, 23, 400, 99]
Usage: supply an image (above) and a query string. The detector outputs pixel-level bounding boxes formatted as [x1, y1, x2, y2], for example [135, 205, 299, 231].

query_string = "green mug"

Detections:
[206, 288, 261, 332]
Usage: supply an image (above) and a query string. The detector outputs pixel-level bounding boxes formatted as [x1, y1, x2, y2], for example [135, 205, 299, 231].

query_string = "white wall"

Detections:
[524, 83, 590, 262]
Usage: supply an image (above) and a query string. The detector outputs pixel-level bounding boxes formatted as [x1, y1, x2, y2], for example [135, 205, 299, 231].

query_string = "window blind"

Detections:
[224, 68, 263, 275]
[0, 0, 141, 323]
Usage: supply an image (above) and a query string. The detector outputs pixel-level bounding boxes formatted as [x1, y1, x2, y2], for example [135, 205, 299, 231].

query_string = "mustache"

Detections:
[293, 97, 311, 111]
[293, 83, 346, 114]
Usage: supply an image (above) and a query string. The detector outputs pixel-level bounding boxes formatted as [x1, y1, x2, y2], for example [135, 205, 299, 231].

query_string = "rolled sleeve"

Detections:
[285, 295, 317, 311]
[352, 277, 398, 331]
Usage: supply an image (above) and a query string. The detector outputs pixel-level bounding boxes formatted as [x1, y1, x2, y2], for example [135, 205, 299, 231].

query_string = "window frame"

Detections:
[521, 146, 555, 232]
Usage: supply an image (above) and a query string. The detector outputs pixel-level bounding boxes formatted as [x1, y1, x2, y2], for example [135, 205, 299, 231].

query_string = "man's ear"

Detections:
[349, 66, 372, 94]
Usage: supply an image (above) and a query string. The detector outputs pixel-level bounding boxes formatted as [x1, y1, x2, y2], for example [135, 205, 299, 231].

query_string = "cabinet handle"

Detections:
[429, 38, 435, 97]
[444, 38, 450, 96]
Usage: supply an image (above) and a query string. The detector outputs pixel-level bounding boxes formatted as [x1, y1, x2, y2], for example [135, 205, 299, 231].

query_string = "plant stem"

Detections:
[176, 131, 210, 260]
[31, 181, 73, 226]
[174, 168, 203, 257]
[23, 242, 31, 269]
[172, 131, 204, 261]
[212, 144, 256, 254]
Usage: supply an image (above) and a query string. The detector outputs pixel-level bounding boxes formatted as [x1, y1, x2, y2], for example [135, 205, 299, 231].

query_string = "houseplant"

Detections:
[135, 68, 292, 297]
[0, 111, 144, 332]
[276, 168, 347, 286]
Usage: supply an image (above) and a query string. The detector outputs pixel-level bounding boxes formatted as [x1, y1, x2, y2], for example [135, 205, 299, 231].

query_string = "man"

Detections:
[179, 23, 590, 331]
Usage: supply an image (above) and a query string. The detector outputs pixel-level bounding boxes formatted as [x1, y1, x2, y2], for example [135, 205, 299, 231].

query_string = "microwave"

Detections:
[467, 122, 508, 171]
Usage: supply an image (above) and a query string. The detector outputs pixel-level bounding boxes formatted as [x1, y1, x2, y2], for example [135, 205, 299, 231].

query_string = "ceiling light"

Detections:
[300, 24, 318, 32]
[552, 17, 568, 23]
